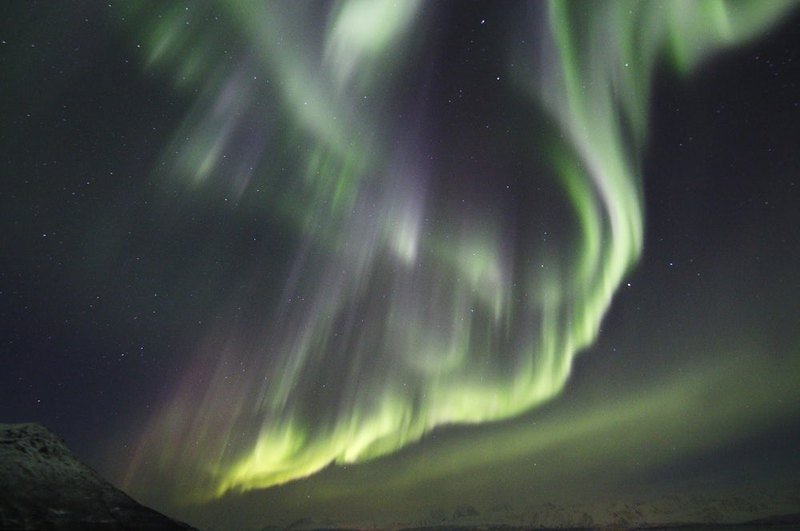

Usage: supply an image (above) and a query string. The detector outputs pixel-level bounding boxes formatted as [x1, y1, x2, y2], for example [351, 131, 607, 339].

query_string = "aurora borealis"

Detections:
[3, 1, 800, 529]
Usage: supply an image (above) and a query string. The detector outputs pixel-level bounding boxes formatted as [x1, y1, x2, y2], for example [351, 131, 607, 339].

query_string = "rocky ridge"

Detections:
[0, 422, 194, 530]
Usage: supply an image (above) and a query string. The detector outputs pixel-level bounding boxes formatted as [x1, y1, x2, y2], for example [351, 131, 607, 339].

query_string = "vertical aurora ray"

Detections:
[119, 1, 797, 501]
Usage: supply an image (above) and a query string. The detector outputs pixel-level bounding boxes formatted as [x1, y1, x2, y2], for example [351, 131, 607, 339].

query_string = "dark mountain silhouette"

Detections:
[0, 422, 195, 530]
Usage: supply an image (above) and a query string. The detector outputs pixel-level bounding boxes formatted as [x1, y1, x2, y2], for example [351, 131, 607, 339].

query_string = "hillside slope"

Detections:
[0, 423, 194, 530]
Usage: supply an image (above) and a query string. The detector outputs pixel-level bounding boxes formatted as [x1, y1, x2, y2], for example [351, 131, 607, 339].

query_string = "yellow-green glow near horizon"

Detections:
[118, 0, 797, 502]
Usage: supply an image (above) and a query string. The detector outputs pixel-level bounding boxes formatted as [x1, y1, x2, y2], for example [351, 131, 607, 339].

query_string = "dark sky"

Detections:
[2, 1, 800, 529]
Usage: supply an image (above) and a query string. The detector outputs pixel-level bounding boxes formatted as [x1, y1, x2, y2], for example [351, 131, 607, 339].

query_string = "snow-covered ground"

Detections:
[0, 422, 194, 529]
[282, 490, 800, 530]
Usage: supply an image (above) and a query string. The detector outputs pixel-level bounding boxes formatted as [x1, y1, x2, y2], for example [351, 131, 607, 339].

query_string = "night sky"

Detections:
[2, 1, 800, 528]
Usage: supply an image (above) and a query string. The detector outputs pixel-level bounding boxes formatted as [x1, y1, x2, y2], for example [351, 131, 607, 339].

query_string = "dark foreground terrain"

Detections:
[0, 422, 195, 530]
[262, 500, 800, 531]
[392, 525, 800, 531]
[289, 524, 800, 531]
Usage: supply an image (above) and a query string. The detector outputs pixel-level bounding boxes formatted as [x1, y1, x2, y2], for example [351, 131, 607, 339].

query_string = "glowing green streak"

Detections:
[118, 0, 797, 502]
[216, 0, 793, 497]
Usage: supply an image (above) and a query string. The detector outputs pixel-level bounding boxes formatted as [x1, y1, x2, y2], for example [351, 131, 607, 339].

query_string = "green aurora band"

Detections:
[119, 0, 797, 502]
